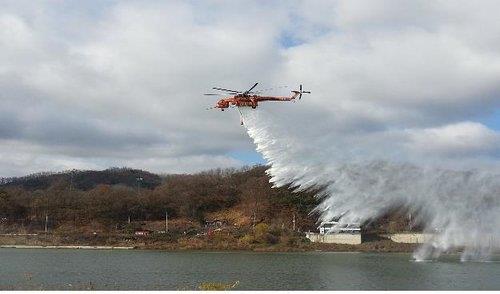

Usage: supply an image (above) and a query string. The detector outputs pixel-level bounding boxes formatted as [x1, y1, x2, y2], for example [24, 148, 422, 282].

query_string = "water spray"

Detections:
[240, 107, 500, 261]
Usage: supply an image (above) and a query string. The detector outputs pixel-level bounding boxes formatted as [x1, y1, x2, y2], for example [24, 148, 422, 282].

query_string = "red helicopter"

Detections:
[205, 82, 310, 125]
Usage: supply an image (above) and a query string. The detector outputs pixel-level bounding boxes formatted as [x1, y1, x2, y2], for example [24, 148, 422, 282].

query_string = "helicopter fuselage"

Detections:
[215, 93, 300, 110]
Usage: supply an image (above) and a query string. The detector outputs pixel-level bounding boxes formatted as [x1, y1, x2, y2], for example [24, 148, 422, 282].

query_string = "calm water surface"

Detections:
[1, 249, 499, 290]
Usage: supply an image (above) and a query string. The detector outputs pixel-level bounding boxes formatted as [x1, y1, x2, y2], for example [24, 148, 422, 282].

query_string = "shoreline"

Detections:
[0, 240, 418, 253]
[0, 245, 400, 255]
[0, 244, 135, 250]
[0, 245, 405, 254]
[0, 232, 421, 253]
[0, 244, 355, 253]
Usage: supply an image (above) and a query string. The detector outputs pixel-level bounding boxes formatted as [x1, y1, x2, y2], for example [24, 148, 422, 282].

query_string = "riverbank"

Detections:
[0, 234, 418, 253]
[153, 240, 417, 253]
[0, 245, 134, 250]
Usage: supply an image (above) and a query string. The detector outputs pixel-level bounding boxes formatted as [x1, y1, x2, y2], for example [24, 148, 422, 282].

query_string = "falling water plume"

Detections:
[240, 107, 500, 261]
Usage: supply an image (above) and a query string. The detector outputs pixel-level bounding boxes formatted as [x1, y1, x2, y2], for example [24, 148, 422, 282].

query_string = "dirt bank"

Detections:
[0, 234, 418, 253]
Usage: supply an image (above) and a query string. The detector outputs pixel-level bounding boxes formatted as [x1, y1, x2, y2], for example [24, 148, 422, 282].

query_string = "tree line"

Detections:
[0, 166, 320, 232]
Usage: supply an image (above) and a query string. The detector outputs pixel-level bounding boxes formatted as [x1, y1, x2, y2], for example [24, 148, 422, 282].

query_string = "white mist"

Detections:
[240, 107, 500, 261]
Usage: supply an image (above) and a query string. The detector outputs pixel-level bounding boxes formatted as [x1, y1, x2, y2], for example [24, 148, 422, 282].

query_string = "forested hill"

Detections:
[0, 168, 162, 191]
[0, 165, 322, 233]
[0, 165, 414, 235]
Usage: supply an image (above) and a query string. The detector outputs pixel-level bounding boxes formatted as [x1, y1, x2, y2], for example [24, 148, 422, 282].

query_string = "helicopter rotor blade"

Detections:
[212, 87, 241, 93]
[203, 93, 221, 96]
[243, 82, 259, 95]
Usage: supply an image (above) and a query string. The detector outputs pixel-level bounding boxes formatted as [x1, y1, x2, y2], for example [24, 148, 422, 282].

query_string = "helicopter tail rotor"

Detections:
[293, 84, 311, 99]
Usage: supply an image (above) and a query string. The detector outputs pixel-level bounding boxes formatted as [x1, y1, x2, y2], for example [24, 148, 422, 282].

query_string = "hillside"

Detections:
[0, 165, 417, 250]
[0, 168, 161, 191]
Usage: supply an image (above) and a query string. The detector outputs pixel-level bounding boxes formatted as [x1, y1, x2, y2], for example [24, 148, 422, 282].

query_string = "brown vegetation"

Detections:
[0, 166, 415, 251]
[0, 166, 319, 247]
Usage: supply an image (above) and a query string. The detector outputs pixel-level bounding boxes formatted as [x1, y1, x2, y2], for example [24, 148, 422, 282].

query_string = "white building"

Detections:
[319, 221, 361, 235]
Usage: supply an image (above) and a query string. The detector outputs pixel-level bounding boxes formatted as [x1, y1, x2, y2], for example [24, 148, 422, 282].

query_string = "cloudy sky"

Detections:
[1, 0, 500, 177]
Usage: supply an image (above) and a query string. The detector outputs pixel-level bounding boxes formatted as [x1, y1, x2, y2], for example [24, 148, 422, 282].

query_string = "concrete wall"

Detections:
[384, 233, 434, 244]
[306, 232, 362, 245]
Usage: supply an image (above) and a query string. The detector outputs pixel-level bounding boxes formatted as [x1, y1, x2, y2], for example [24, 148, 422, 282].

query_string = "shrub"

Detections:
[151, 232, 179, 243]
[239, 234, 254, 244]
[254, 223, 269, 242]
[268, 226, 283, 237]
[199, 281, 239, 291]
[265, 233, 279, 244]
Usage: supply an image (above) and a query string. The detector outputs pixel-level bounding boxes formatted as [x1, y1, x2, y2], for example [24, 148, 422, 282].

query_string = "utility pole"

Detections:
[45, 192, 49, 233]
[70, 170, 74, 192]
[292, 213, 296, 231]
[408, 213, 412, 231]
[165, 211, 169, 232]
[136, 177, 143, 195]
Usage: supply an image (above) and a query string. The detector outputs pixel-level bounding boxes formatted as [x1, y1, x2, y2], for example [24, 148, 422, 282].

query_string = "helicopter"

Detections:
[205, 82, 310, 125]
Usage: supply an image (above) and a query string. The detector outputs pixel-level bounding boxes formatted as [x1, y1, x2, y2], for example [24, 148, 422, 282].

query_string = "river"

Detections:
[0, 249, 499, 290]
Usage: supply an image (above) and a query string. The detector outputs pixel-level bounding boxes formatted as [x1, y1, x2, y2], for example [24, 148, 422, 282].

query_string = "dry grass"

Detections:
[205, 208, 251, 227]
[143, 218, 201, 232]
[199, 281, 239, 291]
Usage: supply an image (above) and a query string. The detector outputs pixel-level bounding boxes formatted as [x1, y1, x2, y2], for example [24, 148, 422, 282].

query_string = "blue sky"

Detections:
[229, 150, 265, 166]
[480, 109, 500, 131]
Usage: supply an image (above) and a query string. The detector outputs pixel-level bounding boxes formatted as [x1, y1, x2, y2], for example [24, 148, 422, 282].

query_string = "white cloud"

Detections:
[1, 0, 500, 177]
[406, 122, 500, 157]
